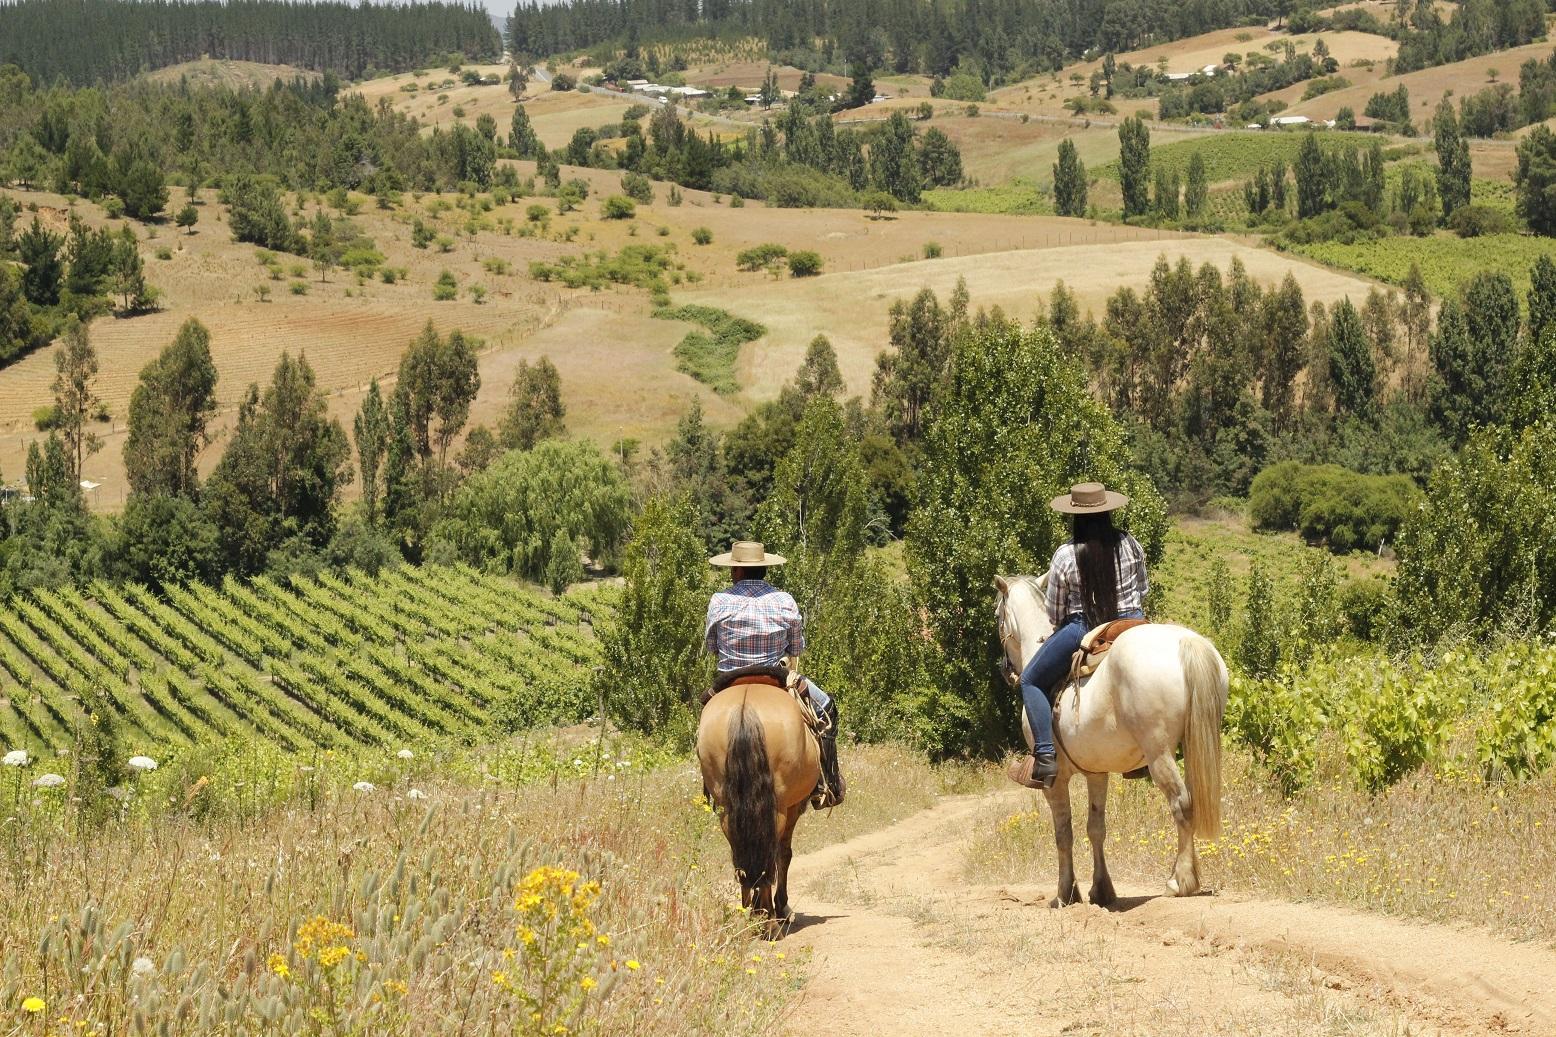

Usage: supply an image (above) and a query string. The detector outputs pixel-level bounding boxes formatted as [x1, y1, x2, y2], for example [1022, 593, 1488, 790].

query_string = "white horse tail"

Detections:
[1179, 634, 1226, 840]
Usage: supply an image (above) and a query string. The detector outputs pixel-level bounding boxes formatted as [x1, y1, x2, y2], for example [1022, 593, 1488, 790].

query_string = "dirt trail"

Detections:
[781, 793, 1556, 1036]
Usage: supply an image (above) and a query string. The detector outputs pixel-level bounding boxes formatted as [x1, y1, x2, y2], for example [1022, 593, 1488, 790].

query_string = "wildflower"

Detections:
[32, 773, 65, 789]
[268, 954, 290, 979]
[3, 750, 29, 767]
[131, 956, 155, 977]
[626, 959, 641, 971]
[21, 996, 44, 1013]
[407, 788, 427, 800]
[127, 756, 158, 772]
[353, 781, 375, 793]
[317, 945, 351, 970]
[396, 749, 414, 760]
[579, 977, 597, 991]
[492, 970, 510, 989]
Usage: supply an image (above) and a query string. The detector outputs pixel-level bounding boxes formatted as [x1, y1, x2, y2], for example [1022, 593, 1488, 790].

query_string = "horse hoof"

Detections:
[1089, 885, 1117, 907]
[1050, 888, 1082, 908]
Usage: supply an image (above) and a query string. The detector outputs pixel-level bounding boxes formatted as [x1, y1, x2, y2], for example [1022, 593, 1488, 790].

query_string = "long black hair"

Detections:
[1073, 511, 1122, 627]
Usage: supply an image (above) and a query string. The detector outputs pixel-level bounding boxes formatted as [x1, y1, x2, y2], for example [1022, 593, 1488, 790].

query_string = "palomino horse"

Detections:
[994, 573, 1228, 905]
[697, 682, 820, 938]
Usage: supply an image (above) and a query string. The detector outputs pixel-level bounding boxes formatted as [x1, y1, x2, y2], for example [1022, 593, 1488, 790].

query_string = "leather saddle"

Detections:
[1070, 618, 1151, 682]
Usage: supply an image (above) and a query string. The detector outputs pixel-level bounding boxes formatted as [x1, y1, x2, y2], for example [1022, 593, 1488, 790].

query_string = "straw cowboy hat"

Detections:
[1049, 481, 1130, 515]
[709, 540, 788, 567]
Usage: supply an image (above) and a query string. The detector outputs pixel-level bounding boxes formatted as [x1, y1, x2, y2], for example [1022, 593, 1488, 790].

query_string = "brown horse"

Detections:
[697, 682, 820, 939]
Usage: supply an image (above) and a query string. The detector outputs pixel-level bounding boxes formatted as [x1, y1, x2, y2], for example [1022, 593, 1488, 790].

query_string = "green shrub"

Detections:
[655, 304, 766, 394]
[922, 241, 943, 259]
[433, 270, 458, 300]
[32, 404, 59, 431]
[528, 244, 674, 292]
[620, 171, 654, 203]
[691, 226, 713, 245]
[1448, 204, 1517, 237]
[1248, 462, 1417, 553]
[1339, 577, 1392, 640]
[601, 195, 636, 220]
[735, 242, 787, 271]
[787, 250, 823, 277]
[525, 204, 550, 223]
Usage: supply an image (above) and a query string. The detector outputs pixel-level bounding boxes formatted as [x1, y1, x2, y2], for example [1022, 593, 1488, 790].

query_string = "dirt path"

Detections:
[780, 793, 1556, 1036]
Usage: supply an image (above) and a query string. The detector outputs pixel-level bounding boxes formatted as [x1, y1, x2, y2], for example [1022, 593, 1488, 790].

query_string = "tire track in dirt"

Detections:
[780, 793, 1556, 1036]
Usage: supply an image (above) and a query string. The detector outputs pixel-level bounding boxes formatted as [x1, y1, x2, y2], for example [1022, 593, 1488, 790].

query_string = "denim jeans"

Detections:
[1020, 609, 1145, 756]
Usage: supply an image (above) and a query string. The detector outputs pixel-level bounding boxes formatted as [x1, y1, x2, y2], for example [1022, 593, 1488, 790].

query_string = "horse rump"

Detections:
[724, 704, 778, 889]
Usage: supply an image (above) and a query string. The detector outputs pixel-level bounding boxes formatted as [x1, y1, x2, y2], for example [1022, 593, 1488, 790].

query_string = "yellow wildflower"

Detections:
[317, 945, 352, 970]
[492, 970, 511, 989]
[579, 977, 597, 991]
[267, 954, 290, 980]
[21, 996, 45, 1013]
[626, 960, 641, 971]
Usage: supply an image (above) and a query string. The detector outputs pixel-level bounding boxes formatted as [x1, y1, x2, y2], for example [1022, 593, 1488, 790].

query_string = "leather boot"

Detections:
[811, 700, 845, 809]
[1007, 751, 1058, 790]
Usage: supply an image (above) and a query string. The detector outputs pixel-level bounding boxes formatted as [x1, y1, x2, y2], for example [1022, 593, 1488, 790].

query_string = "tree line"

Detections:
[0, 0, 500, 84]
[509, 0, 1285, 87]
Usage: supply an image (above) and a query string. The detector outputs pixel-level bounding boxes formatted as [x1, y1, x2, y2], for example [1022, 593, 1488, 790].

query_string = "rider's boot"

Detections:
[1007, 750, 1058, 790]
[810, 699, 845, 809]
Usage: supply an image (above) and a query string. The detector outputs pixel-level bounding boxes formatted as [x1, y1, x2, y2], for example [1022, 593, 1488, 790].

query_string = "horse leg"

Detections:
[1043, 769, 1081, 907]
[1085, 772, 1115, 907]
[773, 804, 804, 931]
[1148, 752, 1199, 897]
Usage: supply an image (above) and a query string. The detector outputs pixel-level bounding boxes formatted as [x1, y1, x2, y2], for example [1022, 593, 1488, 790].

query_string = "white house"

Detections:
[1271, 115, 1312, 127]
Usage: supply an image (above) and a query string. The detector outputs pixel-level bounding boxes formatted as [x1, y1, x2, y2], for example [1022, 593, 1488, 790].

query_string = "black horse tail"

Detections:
[725, 700, 777, 890]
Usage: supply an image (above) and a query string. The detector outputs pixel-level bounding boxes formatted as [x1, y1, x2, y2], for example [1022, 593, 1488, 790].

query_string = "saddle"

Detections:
[702, 665, 830, 737]
[1070, 618, 1151, 682]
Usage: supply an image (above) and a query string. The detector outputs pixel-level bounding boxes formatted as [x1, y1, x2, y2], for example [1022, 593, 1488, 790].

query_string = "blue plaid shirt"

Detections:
[705, 580, 805, 672]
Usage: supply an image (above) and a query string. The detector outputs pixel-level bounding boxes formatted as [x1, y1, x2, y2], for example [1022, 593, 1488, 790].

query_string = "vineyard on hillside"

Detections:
[0, 566, 612, 756]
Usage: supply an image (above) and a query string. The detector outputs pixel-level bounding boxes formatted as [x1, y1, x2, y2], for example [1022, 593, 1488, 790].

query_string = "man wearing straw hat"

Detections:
[705, 540, 845, 808]
[1013, 482, 1150, 789]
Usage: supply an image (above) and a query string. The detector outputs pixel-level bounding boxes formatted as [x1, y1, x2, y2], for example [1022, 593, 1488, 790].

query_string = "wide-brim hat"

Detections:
[709, 540, 787, 567]
[1050, 481, 1130, 515]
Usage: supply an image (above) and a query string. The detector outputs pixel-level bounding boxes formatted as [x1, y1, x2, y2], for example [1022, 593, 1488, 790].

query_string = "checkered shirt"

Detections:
[705, 580, 805, 672]
[1046, 533, 1150, 625]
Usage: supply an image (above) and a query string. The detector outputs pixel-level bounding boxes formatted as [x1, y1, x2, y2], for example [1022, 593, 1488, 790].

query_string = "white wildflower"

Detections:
[396, 749, 414, 760]
[131, 957, 155, 977]
[572, 758, 583, 767]
[3, 749, 29, 767]
[32, 773, 65, 789]
[352, 781, 375, 793]
[407, 788, 427, 800]
[127, 756, 158, 772]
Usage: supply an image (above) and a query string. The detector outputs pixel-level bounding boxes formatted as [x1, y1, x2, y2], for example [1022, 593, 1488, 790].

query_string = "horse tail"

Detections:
[1180, 634, 1226, 840]
[724, 699, 777, 889]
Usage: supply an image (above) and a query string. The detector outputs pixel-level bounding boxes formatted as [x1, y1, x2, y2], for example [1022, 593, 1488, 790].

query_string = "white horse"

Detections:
[993, 573, 1228, 905]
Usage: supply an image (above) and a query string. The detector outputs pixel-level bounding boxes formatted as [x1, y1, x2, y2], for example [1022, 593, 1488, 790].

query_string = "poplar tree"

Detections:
[1118, 115, 1150, 219]
[1052, 137, 1087, 217]
[1435, 97, 1472, 221]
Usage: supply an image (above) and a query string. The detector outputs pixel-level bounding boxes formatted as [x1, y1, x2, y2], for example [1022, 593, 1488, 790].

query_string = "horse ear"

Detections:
[993, 575, 1010, 595]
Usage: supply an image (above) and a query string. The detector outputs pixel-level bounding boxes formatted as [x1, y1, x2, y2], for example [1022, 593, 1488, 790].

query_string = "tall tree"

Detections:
[51, 316, 100, 483]
[872, 284, 961, 444]
[17, 216, 62, 306]
[1118, 115, 1151, 220]
[1436, 97, 1472, 221]
[1326, 299, 1377, 415]
[1294, 132, 1327, 219]
[123, 317, 217, 499]
[353, 379, 389, 526]
[203, 353, 351, 573]
[509, 104, 540, 157]
[1183, 151, 1208, 219]
[869, 111, 922, 203]
[395, 321, 480, 471]
[1261, 274, 1309, 427]
[1515, 124, 1556, 235]
[499, 356, 566, 450]
[1052, 137, 1087, 217]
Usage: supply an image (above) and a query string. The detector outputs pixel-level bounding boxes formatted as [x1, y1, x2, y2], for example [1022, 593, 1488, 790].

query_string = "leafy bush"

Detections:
[601, 195, 636, 219]
[735, 242, 787, 272]
[1395, 423, 1556, 641]
[690, 226, 712, 245]
[529, 244, 675, 292]
[432, 270, 458, 300]
[1448, 204, 1517, 237]
[619, 172, 654, 203]
[1248, 462, 1418, 553]
[787, 250, 822, 277]
[922, 241, 943, 259]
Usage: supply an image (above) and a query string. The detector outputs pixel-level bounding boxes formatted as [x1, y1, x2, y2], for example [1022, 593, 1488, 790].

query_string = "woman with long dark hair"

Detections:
[1016, 482, 1149, 788]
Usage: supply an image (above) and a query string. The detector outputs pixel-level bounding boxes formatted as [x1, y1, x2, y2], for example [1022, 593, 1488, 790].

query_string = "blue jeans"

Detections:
[1020, 609, 1144, 756]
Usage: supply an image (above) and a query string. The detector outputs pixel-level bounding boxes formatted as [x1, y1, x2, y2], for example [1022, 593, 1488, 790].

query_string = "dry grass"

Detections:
[0, 740, 943, 1035]
[1283, 41, 1553, 121]
[677, 239, 1381, 404]
[964, 747, 1556, 944]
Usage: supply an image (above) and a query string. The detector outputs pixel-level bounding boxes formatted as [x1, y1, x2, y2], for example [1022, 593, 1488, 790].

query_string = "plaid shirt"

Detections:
[1046, 533, 1149, 626]
[705, 580, 805, 671]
